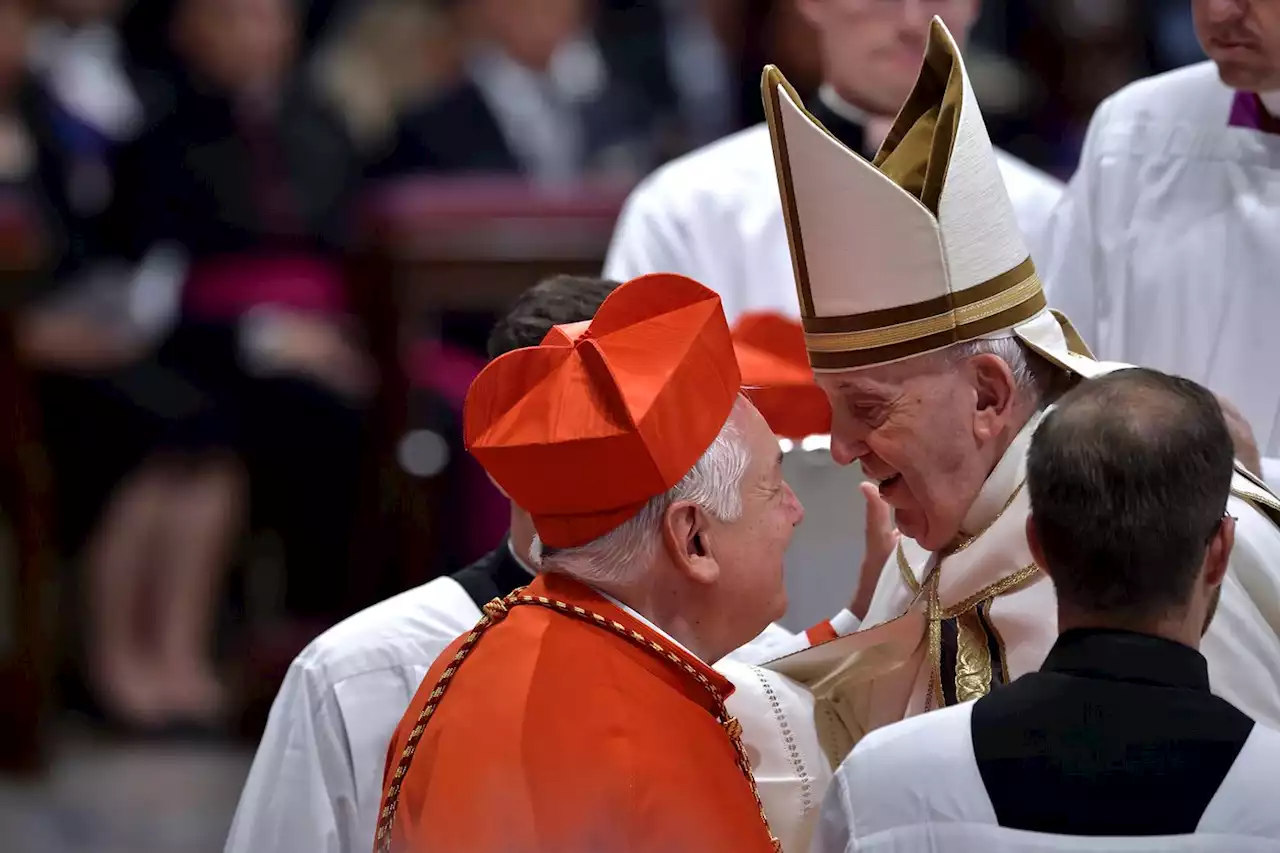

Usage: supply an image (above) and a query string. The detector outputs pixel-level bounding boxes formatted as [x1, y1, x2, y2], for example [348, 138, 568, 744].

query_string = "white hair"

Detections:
[940, 335, 1051, 405]
[530, 397, 753, 585]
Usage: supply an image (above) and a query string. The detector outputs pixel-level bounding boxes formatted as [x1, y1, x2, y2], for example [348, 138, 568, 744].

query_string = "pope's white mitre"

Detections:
[763, 16, 1098, 377]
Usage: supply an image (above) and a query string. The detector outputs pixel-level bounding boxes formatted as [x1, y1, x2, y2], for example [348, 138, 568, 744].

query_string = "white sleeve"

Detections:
[809, 771, 855, 853]
[1038, 97, 1117, 355]
[224, 663, 350, 853]
[602, 177, 690, 281]
[723, 611, 863, 666]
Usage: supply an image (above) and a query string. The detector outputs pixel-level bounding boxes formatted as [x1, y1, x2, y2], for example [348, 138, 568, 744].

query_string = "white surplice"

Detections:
[812, 702, 1280, 853]
[1040, 62, 1280, 491]
[602, 120, 1063, 324]
[223, 554, 852, 853]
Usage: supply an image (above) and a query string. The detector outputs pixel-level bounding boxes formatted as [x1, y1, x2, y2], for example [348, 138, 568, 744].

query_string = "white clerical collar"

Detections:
[817, 84, 874, 126]
[959, 409, 1045, 536]
[594, 589, 703, 662]
[506, 539, 537, 579]
[1260, 90, 1280, 118]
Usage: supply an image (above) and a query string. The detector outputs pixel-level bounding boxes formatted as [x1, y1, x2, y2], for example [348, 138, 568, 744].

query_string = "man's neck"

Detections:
[956, 406, 1040, 540]
[1057, 611, 1202, 652]
[818, 84, 898, 153]
[508, 505, 536, 567]
[592, 580, 722, 663]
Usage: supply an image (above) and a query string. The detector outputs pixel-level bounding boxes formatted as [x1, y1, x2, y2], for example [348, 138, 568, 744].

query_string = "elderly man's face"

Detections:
[798, 0, 980, 115]
[818, 353, 1009, 551]
[705, 402, 805, 627]
[1194, 0, 1280, 91]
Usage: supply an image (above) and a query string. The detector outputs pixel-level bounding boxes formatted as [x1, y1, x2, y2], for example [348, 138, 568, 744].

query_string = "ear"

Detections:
[1026, 514, 1053, 582]
[1203, 515, 1235, 588]
[968, 353, 1018, 443]
[662, 501, 721, 586]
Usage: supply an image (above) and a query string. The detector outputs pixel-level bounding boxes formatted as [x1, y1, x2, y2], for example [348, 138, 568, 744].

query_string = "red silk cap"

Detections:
[539, 320, 591, 347]
[734, 313, 832, 439]
[465, 273, 741, 548]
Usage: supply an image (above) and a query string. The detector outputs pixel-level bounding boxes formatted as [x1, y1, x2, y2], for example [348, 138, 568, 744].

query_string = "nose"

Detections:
[829, 434, 868, 467]
[902, 0, 929, 28]
[828, 416, 872, 466]
[825, 393, 872, 465]
[784, 482, 806, 527]
[1206, 0, 1247, 23]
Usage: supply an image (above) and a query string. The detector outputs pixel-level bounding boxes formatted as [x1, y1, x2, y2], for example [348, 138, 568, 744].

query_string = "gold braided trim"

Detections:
[945, 481, 1026, 557]
[940, 563, 1040, 620]
[923, 570, 944, 712]
[921, 563, 1040, 713]
[891, 480, 1038, 712]
[897, 546, 923, 596]
[1234, 483, 1280, 514]
[804, 273, 1043, 354]
[374, 591, 781, 853]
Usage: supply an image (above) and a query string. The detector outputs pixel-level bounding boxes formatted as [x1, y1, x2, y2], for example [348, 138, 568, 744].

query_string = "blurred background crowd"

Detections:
[0, 0, 1219, 850]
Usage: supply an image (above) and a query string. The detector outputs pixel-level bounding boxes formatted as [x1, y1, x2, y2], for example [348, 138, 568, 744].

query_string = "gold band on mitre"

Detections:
[802, 258, 1047, 370]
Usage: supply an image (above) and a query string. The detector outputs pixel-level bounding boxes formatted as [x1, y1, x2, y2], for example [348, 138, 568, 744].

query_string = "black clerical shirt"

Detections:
[971, 628, 1256, 836]
[806, 92, 869, 157]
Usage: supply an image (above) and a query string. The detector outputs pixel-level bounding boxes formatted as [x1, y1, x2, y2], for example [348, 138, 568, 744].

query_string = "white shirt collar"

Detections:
[1259, 90, 1280, 118]
[593, 589, 703, 662]
[817, 84, 873, 126]
[506, 539, 537, 579]
[959, 409, 1044, 536]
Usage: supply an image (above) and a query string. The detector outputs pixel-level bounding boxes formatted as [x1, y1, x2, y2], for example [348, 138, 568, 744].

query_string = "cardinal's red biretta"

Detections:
[374, 273, 781, 853]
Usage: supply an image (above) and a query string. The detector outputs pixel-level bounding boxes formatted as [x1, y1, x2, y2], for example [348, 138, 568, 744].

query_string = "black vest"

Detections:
[971, 629, 1255, 836]
[450, 538, 533, 610]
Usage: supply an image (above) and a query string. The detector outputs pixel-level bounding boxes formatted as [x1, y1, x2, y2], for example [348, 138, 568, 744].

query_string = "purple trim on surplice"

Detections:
[1229, 91, 1262, 129]
[1228, 91, 1280, 134]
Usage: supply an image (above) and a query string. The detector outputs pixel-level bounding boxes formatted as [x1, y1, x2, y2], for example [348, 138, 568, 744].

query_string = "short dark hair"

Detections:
[1027, 368, 1235, 622]
[486, 275, 620, 359]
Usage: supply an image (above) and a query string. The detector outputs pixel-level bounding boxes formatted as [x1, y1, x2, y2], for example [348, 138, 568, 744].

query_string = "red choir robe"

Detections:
[375, 571, 779, 853]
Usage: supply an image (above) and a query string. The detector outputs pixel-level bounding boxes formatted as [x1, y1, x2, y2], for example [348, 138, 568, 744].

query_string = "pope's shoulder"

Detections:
[290, 575, 480, 686]
[620, 124, 777, 219]
[1091, 61, 1230, 129]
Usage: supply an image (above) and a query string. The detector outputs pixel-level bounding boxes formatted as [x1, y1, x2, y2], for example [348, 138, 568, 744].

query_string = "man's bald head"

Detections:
[1027, 368, 1235, 626]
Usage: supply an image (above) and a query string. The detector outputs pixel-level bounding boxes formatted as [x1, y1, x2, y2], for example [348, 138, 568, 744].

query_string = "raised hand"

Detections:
[850, 481, 900, 620]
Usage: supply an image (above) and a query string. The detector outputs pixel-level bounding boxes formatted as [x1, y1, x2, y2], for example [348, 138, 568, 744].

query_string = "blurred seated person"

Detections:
[310, 0, 461, 158]
[594, 0, 740, 157]
[103, 0, 371, 695]
[0, 0, 239, 731]
[375, 0, 659, 185]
